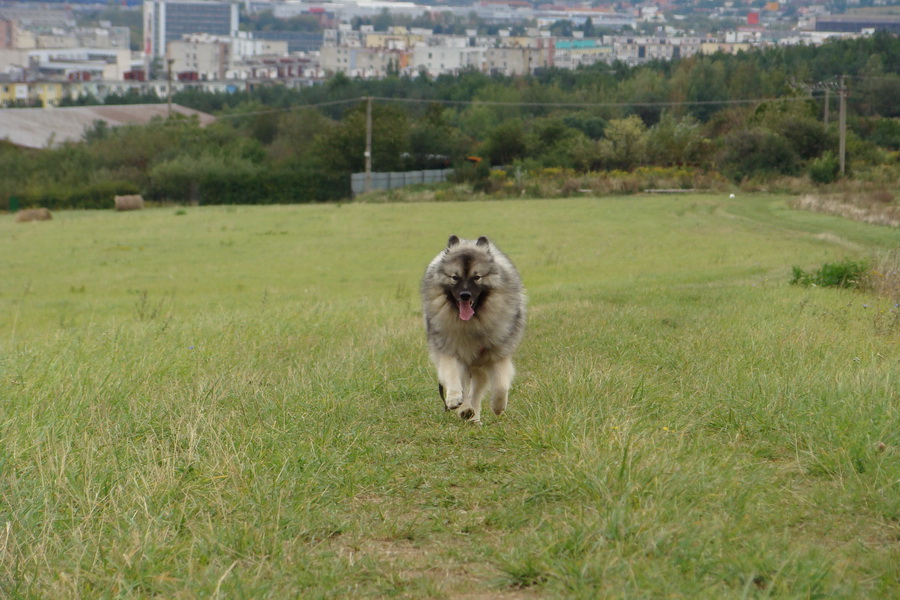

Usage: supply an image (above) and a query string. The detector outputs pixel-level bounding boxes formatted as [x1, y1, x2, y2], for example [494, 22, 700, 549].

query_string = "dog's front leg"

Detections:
[435, 354, 467, 411]
[489, 357, 515, 416]
[459, 368, 488, 424]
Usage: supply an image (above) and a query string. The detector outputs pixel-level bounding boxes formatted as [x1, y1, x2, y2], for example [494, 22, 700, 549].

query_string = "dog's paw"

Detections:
[445, 395, 464, 411]
[458, 406, 478, 421]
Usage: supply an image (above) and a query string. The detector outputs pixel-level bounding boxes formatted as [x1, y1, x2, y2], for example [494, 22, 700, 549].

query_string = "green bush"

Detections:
[866, 117, 900, 150]
[147, 154, 264, 204]
[808, 152, 841, 184]
[21, 179, 141, 210]
[720, 128, 800, 182]
[791, 259, 870, 288]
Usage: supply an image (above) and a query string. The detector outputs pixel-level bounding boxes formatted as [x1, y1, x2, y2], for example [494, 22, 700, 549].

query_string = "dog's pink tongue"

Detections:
[458, 300, 475, 321]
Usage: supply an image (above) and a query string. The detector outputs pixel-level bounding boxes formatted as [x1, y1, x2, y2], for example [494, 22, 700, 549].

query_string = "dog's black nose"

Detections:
[459, 290, 472, 301]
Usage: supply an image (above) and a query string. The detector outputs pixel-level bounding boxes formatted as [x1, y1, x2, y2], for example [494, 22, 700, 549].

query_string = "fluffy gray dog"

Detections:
[421, 235, 526, 423]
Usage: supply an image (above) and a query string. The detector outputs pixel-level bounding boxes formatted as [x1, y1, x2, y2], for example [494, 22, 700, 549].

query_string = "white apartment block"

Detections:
[410, 45, 485, 77]
[0, 47, 135, 81]
[485, 46, 553, 76]
[319, 45, 404, 79]
[168, 38, 230, 79]
[17, 26, 131, 51]
[607, 36, 703, 65]
[169, 33, 288, 80]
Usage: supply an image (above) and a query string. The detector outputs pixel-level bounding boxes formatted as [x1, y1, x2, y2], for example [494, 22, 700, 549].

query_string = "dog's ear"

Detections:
[447, 235, 460, 248]
[476, 236, 490, 248]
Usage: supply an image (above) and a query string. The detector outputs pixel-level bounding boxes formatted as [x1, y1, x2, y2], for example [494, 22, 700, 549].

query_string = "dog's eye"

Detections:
[472, 275, 481, 281]
[451, 275, 460, 282]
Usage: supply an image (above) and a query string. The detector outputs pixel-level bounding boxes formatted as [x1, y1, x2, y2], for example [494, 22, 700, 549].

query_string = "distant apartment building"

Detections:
[411, 42, 485, 77]
[0, 18, 128, 51]
[320, 45, 407, 78]
[608, 36, 703, 65]
[229, 55, 319, 82]
[0, 19, 17, 49]
[0, 5, 75, 29]
[813, 14, 900, 34]
[553, 39, 614, 70]
[31, 27, 131, 50]
[168, 38, 230, 80]
[322, 27, 562, 77]
[0, 47, 135, 83]
[168, 32, 288, 80]
[252, 30, 323, 53]
[485, 46, 552, 76]
[143, 0, 239, 59]
[0, 81, 69, 107]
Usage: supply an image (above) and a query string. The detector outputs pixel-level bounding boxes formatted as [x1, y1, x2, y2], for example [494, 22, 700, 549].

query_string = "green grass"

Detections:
[1, 195, 898, 598]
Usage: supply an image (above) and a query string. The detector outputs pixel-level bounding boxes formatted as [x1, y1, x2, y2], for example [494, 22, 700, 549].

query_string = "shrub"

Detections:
[778, 116, 833, 160]
[450, 159, 491, 191]
[719, 128, 800, 182]
[596, 116, 648, 171]
[808, 152, 841, 184]
[482, 120, 527, 165]
[147, 154, 265, 204]
[791, 259, 870, 289]
[20, 179, 141, 210]
[867, 118, 900, 150]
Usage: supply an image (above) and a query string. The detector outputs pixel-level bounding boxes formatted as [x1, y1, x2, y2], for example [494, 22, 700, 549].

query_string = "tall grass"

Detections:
[1, 195, 897, 598]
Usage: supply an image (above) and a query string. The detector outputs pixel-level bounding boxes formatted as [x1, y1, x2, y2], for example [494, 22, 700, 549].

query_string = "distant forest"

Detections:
[5, 33, 900, 208]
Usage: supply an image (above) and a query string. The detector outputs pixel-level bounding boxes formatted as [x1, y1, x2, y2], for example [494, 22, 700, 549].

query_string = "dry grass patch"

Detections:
[792, 193, 900, 227]
[13, 207, 52, 222]
[871, 249, 900, 302]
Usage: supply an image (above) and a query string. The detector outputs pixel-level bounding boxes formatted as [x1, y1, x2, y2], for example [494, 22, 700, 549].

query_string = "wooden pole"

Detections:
[167, 58, 174, 117]
[838, 75, 846, 177]
[365, 96, 373, 194]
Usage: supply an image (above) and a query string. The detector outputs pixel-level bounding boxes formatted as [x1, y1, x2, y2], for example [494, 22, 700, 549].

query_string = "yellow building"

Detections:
[364, 32, 426, 50]
[0, 81, 70, 107]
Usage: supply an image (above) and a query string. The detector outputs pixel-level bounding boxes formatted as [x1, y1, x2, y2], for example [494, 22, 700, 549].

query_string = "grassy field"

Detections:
[1, 194, 897, 598]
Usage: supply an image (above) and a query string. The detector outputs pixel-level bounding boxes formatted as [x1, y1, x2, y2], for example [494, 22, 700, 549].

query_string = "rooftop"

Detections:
[0, 104, 216, 149]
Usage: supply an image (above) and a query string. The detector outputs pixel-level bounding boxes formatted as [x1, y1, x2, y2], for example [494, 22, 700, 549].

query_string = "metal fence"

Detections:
[351, 169, 454, 195]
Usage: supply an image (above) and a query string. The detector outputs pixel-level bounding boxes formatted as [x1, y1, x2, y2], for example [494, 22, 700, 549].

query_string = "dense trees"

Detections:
[4, 34, 900, 209]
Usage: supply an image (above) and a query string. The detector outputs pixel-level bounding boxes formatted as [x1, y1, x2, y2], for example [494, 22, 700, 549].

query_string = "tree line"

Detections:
[5, 33, 900, 209]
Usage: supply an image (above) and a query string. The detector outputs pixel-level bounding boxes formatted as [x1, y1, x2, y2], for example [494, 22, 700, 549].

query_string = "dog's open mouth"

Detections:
[458, 300, 475, 321]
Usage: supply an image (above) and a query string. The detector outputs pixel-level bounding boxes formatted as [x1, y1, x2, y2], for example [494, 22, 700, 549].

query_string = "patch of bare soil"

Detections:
[334, 536, 544, 599]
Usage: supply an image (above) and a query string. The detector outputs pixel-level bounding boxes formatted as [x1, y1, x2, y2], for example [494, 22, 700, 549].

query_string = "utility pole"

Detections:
[365, 96, 373, 194]
[838, 75, 847, 177]
[167, 58, 174, 117]
[823, 87, 830, 127]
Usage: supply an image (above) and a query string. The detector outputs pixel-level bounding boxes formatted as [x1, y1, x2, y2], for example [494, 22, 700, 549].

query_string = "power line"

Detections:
[370, 95, 818, 108]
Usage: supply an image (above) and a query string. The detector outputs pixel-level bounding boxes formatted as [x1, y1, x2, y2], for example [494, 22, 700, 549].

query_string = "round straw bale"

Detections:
[114, 194, 145, 211]
[14, 208, 52, 222]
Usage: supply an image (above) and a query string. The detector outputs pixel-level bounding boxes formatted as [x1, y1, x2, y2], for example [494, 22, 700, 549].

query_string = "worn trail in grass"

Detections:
[1, 195, 897, 598]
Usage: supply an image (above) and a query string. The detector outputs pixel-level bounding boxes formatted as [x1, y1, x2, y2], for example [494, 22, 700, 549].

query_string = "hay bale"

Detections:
[14, 208, 52, 223]
[114, 194, 144, 211]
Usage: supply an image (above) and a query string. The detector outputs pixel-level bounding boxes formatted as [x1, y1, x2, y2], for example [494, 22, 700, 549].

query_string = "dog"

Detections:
[421, 235, 526, 423]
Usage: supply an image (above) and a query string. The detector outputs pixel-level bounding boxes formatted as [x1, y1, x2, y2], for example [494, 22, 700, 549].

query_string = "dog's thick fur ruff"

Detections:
[421, 235, 526, 423]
